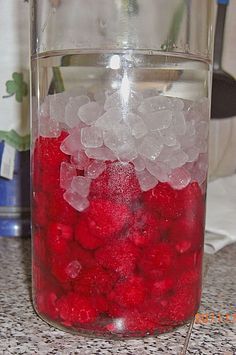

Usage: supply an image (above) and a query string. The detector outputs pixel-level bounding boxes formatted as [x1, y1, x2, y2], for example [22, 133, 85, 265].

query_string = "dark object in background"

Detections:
[211, 0, 236, 118]
[0, 143, 30, 237]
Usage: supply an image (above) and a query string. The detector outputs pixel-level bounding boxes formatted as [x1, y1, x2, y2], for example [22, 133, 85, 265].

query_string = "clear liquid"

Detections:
[32, 50, 210, 104]
[31, 50, 208, 337]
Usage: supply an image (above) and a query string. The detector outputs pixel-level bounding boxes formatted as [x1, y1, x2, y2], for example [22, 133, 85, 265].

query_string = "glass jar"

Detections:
[31, 0, 214, 337]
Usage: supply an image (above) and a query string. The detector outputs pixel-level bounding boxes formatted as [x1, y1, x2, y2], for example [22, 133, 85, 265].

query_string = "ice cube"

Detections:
[94, 91, 106, 104]
[138, 95, 171, 113]
[145, 160, 170, 182]
[168, 167, 191, 190]
[158, 144, 180, 162]
[79, 101, 103, 125]
[85, 147, 116, 161]
[116, 143, 138, 163]
[132, 155, 146, 172]
[81, 126, 103, 148]
[195, 121, 209, 140]
[167, 149, 188, 169]
[39, 96, 50, 118]
[65, 95, 90, 128]
[125, 113, 148, 138]
[65, 260, 82, 279]
[104, 90, 143, 111]
[185, 146, 199, 162]
[139, 135, 163, 161]
[63, 189, 89, 212]
[86, 160, 106, 179]
[60, 162, 77, 190]
[95, 108, 122, 130]
[103, 123, 133, 152]
[70, 150, 90, 170]
[39, 116, 61, 138]
[60, 127, 83, 155]
[136, 170, 158, 192]
[71, 176, 92, 197]
[171, 111, 186, 136]
[143, 110, 172, 131]
[170, 97, 184, 111]
[159, 127, 177, 146]
[49, 92, 68, 122]
[193, 97, 209, 117]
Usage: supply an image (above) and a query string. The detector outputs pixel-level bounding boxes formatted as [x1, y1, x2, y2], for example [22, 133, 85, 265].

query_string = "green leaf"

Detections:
[6, 80, 17, 95]
[4, 72, 28, 103]
[0, 130, 30, 151]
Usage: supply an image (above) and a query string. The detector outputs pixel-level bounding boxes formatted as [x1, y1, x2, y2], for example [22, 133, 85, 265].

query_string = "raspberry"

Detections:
[56, 293, 98, 324]
[35, 131, 69, 171]
[150, 277, 175, 298]
[33, 191, 48, 226]
[70, 242, 96, 269]
[95, 240, 139, 277]
[93, 295, 108, 313]
[109, 276, 146, 308]
[36, 290, 58, 320]
[178, 251, 201, 272]
[50, 254, 82, 283]
[179, 182, 205, 221]
[48, 188, 78, 225]
[41, 165, 60, 193]
[33, 230, 47, 265]
[124, 311, 156, 334]
[168, 218, 204, 254]
[129, 209, 161, 247]
[86, 199, 132, 239]
[75, 217, 103, 250]
[74, 266, 117, 296]
[140, 242, 176, 273]
[90, 162, 141, 204]
[177, 270, 201, 289]
[143, 183, 183, 219]
[47, 222, 74, 255]
[168, 288, 197, 323]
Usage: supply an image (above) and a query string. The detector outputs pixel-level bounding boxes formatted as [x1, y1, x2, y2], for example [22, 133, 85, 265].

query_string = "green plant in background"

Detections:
[161, 0, 187, 51]
[3, 72, 28, 103]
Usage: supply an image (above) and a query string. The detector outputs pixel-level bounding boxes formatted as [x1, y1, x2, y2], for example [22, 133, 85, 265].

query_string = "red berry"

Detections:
[86, 199, 132, 239]
[90, 162, 141, 204]
[143, 183, 183, 219]
[129, 209, 161, 247]
[50, 254, 82, 283]
[95, 240, 139, 277]
[93, 295, 109, 313]
[168, 288, 197, 323]
[33, 191, 48, 226]
[168, 218, 204, 254]
[179, 182, 205, 221]
[36, 290, 58, 320]
[177, 270, 201, 289]
[124, 310, 156, 334]
[48, 188, 78, 224]
[56, 293, 98, 324]
[75, 217, 103, 250]
[150, 277, 175, 298]
[33, 230, 47, 264]
[47, 222, 74, 255]
[140, 242, 176, 273]
[109, 276, 146, 308]
[70, 242, 96, 269]
[35, 131, 69, 171]
[178, 249, 203, 275]
[74, 266, 117, 296]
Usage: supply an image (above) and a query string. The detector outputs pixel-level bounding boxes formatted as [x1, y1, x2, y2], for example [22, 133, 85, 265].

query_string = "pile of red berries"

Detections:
[32, 132, 204, 336]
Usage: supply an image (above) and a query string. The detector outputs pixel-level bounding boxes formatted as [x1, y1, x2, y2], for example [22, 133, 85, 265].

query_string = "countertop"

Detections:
[0, 237, 235, 355]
